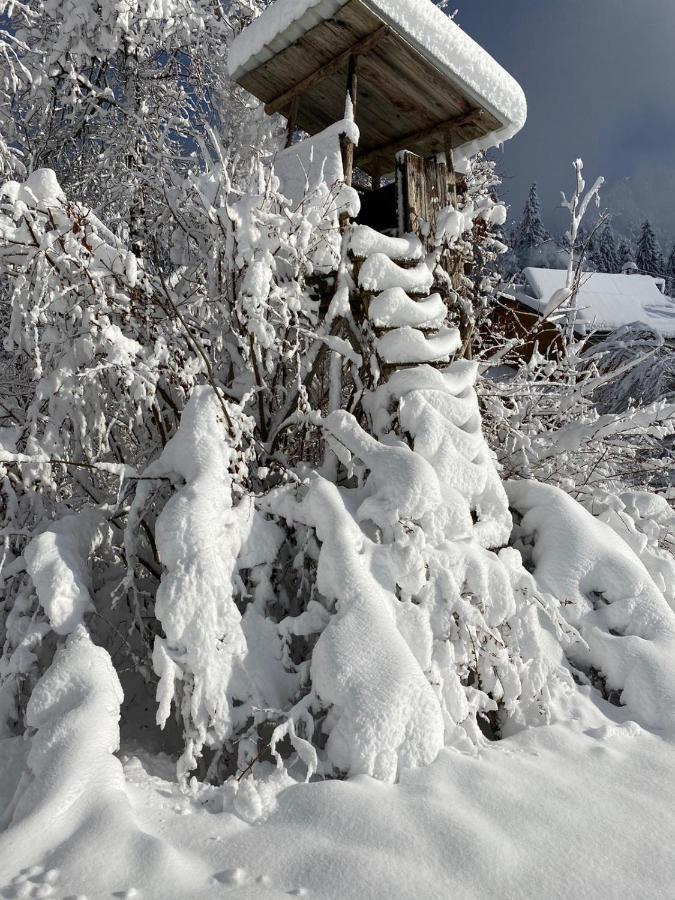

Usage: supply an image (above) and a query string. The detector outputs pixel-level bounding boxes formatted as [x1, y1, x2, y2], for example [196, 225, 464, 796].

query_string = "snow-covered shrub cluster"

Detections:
[0, 0, 673, 818]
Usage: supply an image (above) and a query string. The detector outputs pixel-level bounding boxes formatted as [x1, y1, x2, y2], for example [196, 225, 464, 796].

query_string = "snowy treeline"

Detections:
[510, 179, 675, 289]
[0, 0, 673, 830]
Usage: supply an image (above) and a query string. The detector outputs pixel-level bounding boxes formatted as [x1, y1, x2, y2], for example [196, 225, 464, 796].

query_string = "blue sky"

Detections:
[455, 0, 675, 228]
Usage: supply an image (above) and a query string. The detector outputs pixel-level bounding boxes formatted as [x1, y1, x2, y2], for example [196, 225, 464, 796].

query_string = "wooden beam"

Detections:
[284, 95, 301, 148]
[264, 24, 390, 116]
[356, 109, 483, 169]
[340, 55, 359, 194]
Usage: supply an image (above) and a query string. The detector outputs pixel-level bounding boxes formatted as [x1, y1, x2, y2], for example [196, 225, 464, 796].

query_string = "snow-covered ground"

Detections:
[1, 695, 673, 899]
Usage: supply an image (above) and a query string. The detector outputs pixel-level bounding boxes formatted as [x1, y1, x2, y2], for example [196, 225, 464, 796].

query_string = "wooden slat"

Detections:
[265, 25, 390, 115]
[357, 111, 483, 168]
[236, 0, 506, 175]
[398, 152, 448, 251]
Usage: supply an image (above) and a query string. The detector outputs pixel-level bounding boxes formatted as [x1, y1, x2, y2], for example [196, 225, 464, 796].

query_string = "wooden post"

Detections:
[285, 95, 301, 149]
[372, 164, 382, 192]
[444, 132, 458, 207]
[339, 54, 359, 189]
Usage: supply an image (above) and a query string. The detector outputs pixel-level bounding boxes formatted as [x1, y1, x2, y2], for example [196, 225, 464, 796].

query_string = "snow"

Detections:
[376, 325, 460, 363]
[3, 712, 675, 898]
[273, 117, 360, 215]
[358, 254, 434, 293]
[229, 0, 527, 163]
[24, 511, 110, 636]
[141, 387, 257, 777]
[507, 480, 675, 734]
[349, 225, 423, 261]
[1, 169, 65, 211]
[512, 267, 675, 337]
[369, 288, 446, 329]
[367, 362, 513, 549]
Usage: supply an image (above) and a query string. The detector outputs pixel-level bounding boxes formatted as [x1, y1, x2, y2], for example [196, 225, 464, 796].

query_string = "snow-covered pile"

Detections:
[229, 0, 527, 162]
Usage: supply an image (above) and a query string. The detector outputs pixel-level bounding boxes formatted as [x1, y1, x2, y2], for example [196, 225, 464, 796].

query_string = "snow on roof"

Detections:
[515, 267, 675, 338]
[229, 0, 527, 164]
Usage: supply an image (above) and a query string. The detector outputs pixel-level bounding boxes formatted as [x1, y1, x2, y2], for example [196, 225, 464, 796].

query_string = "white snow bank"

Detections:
[271, 472, 444, 782]
[0, 629, 206, 896]
[366, 362, 512, 549]
[0, 168, 65, 210]
[229, 0, 527, 163]
[369, 288, 446, 329]
[376, 325, 459, 363]
[5, 716, 675, 898]
[585, 490, 675, 611]
[24, 511, 110, 635]
[359, 253, 434, 293]
[507, 480, 675, 733]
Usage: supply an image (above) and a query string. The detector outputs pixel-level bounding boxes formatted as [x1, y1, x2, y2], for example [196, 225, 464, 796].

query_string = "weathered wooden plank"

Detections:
[397, 152, 448, 250]
[357, 111, 482, 169]
[265, 25, 389, 115]
[236, 0, 505, 176]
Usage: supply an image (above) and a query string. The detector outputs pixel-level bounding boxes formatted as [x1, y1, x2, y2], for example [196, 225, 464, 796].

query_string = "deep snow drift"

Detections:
[1, 702, 674, 899]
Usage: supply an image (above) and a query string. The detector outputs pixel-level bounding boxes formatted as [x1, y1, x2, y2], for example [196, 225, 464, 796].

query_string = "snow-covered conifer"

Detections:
[513, 182, 549, 267]
[635, 219, 664, 275]
[665, 243, 675, 295]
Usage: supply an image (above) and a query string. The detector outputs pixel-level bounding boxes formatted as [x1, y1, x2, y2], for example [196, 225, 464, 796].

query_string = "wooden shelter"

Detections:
[228, 0, 526, 190]
[229, 0, 527, 365]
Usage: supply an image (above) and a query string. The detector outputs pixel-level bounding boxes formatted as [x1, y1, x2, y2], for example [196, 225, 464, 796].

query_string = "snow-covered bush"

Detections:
[0, 2, 673, 811]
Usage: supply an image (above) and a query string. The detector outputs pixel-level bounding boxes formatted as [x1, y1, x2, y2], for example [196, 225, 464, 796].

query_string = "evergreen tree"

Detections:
[665, 244, 675, 296]
[618, 238, 636, 272]
[635, 220, 664, 276]
[514, 182, 549, 267]
[592, 220, 620, 273]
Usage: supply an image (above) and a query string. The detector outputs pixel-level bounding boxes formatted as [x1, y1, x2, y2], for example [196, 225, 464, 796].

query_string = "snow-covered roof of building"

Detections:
[229, 0, 526, 174]
[511, 267, 675, 338]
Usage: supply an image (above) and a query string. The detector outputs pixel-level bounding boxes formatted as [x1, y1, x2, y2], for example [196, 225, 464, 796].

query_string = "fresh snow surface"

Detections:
[369, 287, 446, 329]
[514, 267, 675, 337]
[273, 118, 360, 216]
[24, 511, 110, 636]
[376, 325, 460, 363]
[228, 0, 527, 164]
[349, 225, 423, 261]
[2, 708, 675, 899]
[358, 254, 433, 293]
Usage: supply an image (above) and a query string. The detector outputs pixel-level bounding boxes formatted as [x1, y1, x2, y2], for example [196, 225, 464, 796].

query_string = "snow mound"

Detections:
[358, 254, 434, 293]
[24, 511, 110, 636]
[273, 117, 360, 217]
[0, 629, 206, 896]
[369, 288, 447, 329]
[368, 362, 512, 549]
[349, 225, 424, 261]
[507, 480, 675, 734]
[376, 325, 460, 363]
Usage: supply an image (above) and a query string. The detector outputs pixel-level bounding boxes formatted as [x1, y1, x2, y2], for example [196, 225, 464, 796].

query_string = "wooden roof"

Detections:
[231, 0, 506, 177]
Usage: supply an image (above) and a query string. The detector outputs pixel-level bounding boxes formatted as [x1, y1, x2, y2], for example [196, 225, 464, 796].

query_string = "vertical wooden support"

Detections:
[444, 132, 458, 207]
[397, 151, 448, 248]
[339, 54, 359, 188]
[284, 95, 301, 149]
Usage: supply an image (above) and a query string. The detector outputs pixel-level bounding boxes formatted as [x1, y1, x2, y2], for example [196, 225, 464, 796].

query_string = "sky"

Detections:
[455, 0, 675, 234]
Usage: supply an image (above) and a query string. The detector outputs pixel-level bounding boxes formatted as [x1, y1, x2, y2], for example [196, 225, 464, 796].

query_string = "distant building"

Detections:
[495, 267, 675, 359]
